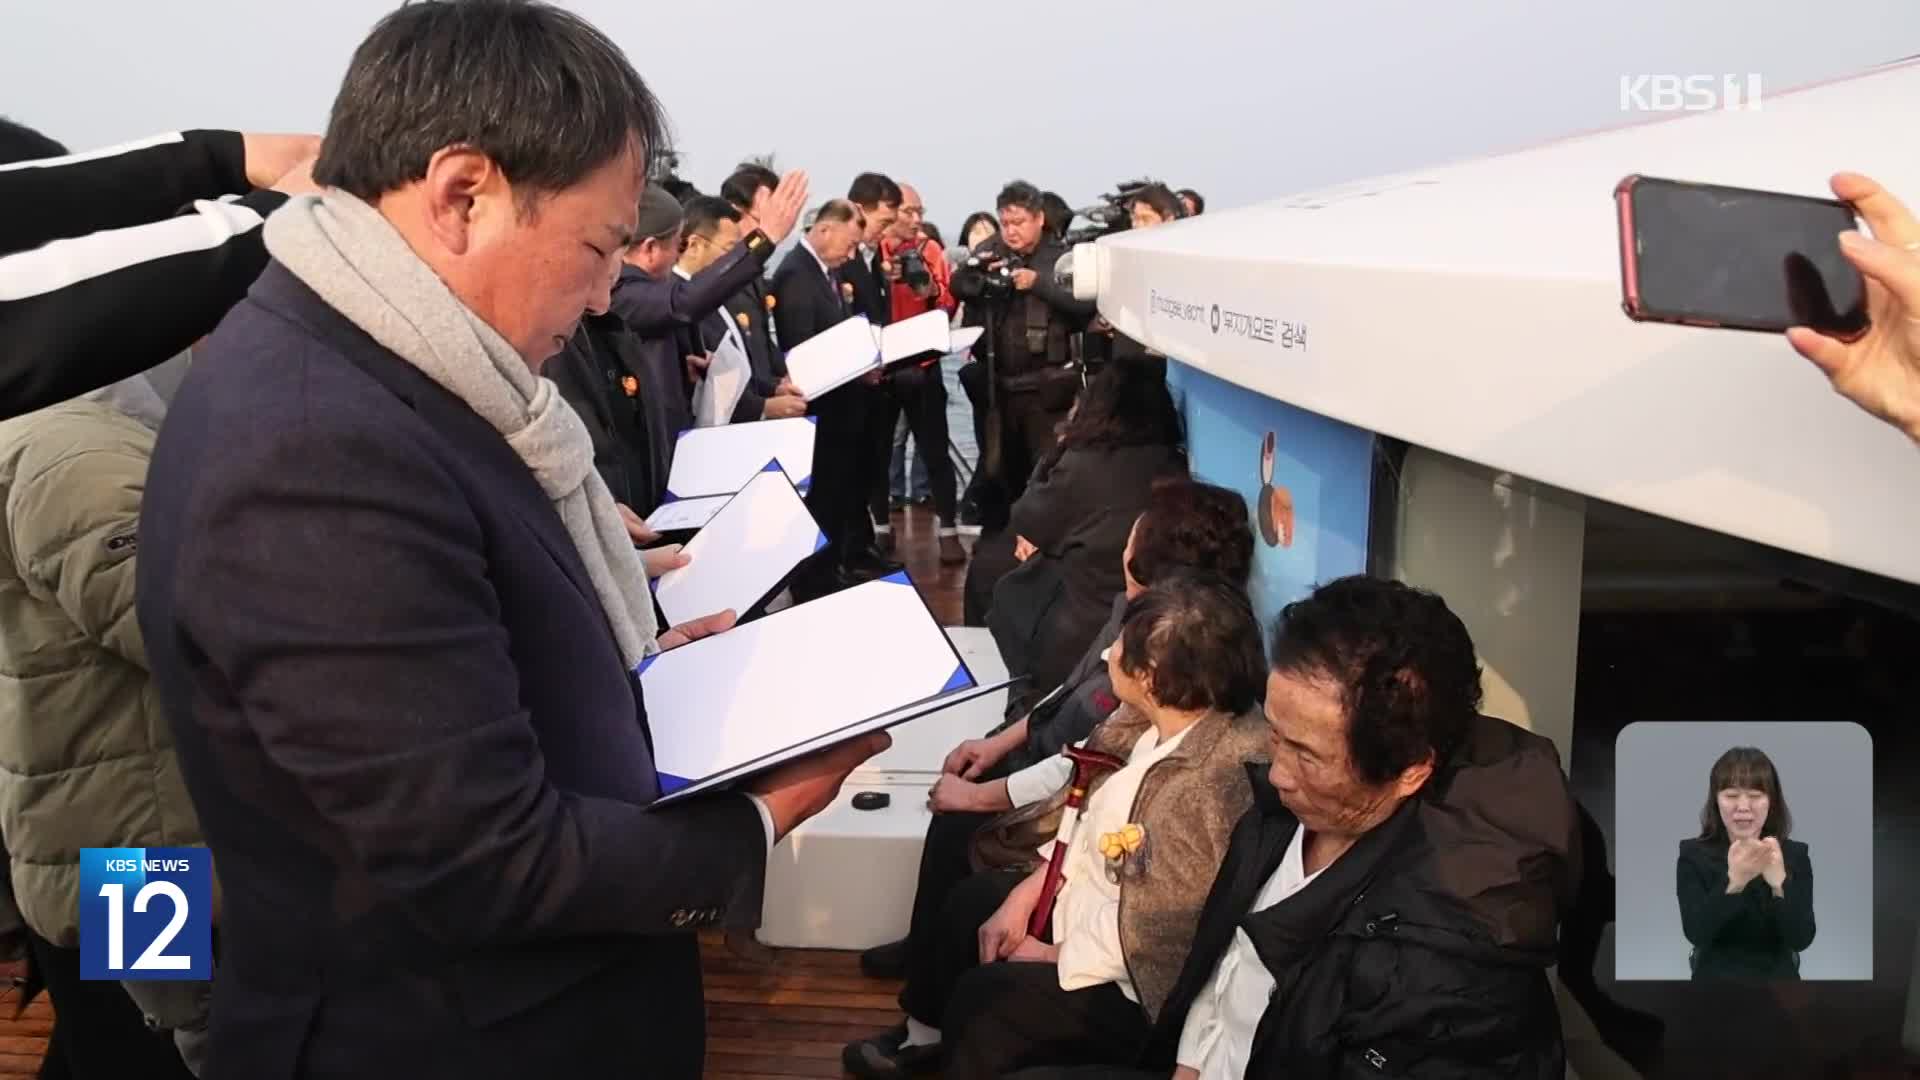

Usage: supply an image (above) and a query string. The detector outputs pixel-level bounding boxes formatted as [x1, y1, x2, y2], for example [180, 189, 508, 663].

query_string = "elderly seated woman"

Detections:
[843, 571, 1268, 1080]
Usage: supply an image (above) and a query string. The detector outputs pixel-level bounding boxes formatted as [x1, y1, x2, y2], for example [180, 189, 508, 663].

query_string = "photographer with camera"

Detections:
[951, 180, 1096, 535]
[875, 182, 966, 565]
[1088, 182, 1184, 378]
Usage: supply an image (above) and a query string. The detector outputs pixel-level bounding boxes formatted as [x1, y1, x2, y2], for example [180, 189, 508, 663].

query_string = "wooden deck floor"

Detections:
[0, 506, 964, 1077]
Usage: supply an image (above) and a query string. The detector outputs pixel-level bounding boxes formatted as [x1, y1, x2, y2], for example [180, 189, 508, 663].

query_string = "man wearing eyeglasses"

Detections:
[873, 182, 966, 565]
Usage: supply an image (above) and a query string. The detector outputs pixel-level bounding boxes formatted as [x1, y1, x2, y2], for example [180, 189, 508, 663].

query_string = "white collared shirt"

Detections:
[800, 235, 832, 279]
[1176, 827, 1323, 1080]
[1045, 723, 1192, 1003]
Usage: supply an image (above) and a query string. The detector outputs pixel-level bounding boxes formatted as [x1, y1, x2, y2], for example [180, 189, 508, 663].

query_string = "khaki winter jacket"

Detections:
[0, 399, 206, 945]
[973, 702, 1267, 1021]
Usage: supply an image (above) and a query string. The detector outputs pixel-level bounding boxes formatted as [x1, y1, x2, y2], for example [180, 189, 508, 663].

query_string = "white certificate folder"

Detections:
[650, 463, 824, 628]
[784, 311, 985, 400]
[640, 572, 1014, 804]
[664, 416, 816, 501]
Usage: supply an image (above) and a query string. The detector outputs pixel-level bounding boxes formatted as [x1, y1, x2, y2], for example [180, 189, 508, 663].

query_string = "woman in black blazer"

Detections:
[1675, 746, 1816, 980]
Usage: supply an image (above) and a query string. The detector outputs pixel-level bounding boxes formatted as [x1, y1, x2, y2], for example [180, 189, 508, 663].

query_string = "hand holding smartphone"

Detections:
[1616, 174, 1869, 338]
[1618, 171, 1920, 444]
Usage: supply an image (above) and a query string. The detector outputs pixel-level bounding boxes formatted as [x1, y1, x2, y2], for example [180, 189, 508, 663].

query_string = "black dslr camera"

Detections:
[895, 245, 932, 291]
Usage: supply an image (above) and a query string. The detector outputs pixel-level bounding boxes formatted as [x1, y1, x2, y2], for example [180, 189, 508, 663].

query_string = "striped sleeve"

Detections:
[0, 130, 251, 257]
[0, 190, 287, 420]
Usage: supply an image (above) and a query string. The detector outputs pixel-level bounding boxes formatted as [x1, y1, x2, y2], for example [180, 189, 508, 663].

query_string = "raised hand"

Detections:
[1759, 836, 1788, 892]
[1786, 172, 1920, 445]
[1727, 837, 1768, 892]
[753, 170, 810, 244]
[242, 133, 323, 190]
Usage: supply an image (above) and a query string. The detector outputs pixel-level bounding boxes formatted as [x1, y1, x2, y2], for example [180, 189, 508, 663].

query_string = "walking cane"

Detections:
[1027, 744, 1128, 940]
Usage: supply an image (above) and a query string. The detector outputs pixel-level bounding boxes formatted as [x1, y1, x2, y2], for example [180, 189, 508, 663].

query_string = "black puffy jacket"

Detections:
[1143, 714, 1581, 1079]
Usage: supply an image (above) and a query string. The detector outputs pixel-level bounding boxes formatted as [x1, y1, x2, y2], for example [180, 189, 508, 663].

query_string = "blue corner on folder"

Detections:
[661, 489, 679, 503]
[658, 772, 692, 795]
[941, 663, 974, 694]
[797, 478, 812, 494]
[760, 458, 783, 473]
[804, 415, 819, 425]
[879, 569, 912, 587]
[813, 531, 829, 554]
[633, 654, 660, 677]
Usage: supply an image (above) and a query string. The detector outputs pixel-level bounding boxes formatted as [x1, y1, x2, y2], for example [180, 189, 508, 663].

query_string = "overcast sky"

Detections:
[4, 1, 1916, 238]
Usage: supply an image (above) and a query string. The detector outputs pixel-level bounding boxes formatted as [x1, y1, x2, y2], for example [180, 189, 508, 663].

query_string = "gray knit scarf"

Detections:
[265, 191, 658, 666]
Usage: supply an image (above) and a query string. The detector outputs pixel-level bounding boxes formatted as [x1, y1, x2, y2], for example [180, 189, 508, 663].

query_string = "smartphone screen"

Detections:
[1617, 176, 1869, 338]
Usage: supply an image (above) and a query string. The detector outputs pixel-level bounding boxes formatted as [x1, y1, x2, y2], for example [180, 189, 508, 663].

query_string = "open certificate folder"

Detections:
[783, 310, 985, 400]
[663, 416, 817, 501]
[650, 463, 823, 628]
[640, 572, 1015, 804]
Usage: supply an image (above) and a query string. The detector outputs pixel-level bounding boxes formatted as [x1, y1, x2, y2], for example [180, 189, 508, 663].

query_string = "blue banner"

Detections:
[1168, 361, 1375, 634]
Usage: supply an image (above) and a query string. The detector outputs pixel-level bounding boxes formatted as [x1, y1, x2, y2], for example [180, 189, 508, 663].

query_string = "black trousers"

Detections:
[968, 387, 1070, 537]
[26, 928, 196, 1080]
[898, 867, 1024, 1028]
[805, 380, 876, 562]
[868, 366, 958, 527]
[943, 960, 1150, 1079]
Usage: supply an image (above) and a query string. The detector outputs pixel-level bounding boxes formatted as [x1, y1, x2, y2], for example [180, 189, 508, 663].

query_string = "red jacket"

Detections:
[881, 233, 956, 325]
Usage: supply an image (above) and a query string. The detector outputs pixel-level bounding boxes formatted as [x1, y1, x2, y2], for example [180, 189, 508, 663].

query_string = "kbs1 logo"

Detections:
[79, 847, 211, 980]
[1619, 74, 1763, 113]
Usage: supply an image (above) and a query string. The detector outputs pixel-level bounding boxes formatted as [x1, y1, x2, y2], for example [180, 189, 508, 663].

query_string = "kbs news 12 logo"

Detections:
[79, 847, 212, 980]
[1619, 73, 1763, 113]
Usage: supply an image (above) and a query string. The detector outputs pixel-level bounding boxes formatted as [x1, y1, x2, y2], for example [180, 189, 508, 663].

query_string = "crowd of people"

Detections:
[1, 1, 1918, 1079]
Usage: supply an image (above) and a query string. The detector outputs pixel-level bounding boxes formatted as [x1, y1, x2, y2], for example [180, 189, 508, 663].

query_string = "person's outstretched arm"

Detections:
[609, 233, 779, 336]
[0, 131, 316, 419]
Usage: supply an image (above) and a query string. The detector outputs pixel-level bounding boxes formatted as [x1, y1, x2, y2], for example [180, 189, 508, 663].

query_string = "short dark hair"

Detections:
[811, 199, 859, 227]
[720, 163, 779, 211]
[682, 195, 740, 241]
[1056, 365, 1182, 456]
[0, 116, 66, 167]
[1268, 575, 1483, 786]
[313, 0, 667, 207]
[920, 222, 944, 248]
[1177, 188, 1205, 214]
[996, 180, 1045, 216]
[1128, 479, 1254, 590]
[1129, 183, 1183, 222]
[1698, 746, 1793, 843]
[1117, 572, 1266, 715]
[848, 171, 902, 210]
[660, 175, 702, 206]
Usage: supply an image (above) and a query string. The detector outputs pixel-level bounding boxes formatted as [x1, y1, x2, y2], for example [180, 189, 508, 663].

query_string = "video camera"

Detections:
[953, 250, 1026, 305]
[1065, 177, 1157, 245]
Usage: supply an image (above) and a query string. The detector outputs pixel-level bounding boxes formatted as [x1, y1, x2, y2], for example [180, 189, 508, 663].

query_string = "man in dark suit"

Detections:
[771, 198, 887, 596]
[842, 173, 906, 558]
[718, 163, 786, 373]
[604, 177, 806, 483]
[670, 195, 807, 424]
[133, 4, 880, 1077]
